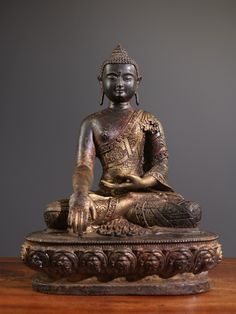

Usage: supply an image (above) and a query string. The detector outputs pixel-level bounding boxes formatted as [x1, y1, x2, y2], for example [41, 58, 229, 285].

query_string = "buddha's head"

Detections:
[98, 44, 142, 105]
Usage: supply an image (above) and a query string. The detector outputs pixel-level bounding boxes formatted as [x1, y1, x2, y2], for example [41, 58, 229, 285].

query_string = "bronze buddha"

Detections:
[22, 44, 222, 295]
[44, 44, 201, 236]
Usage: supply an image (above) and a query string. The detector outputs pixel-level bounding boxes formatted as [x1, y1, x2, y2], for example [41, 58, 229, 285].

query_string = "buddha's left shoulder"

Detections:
[139, 110, 163, 134]
[139, 110, 160, 121]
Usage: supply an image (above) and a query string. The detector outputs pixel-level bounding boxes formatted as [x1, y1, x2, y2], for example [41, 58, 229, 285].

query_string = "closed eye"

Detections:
[107, 75, 117, 80]
[123, 75, 133, 81]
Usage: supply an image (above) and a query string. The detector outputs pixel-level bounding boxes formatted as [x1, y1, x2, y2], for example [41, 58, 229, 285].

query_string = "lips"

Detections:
[115, 89, 125, 93]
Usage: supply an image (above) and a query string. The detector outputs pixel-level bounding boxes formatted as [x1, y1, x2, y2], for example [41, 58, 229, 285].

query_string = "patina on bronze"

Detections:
[21, 45, 222, 295]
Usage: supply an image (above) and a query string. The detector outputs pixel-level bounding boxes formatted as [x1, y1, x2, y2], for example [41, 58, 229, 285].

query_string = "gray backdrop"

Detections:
[1, 0, 235, 256]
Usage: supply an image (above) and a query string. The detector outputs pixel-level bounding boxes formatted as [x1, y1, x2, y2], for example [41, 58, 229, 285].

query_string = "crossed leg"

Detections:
[44, 191, 201, 230]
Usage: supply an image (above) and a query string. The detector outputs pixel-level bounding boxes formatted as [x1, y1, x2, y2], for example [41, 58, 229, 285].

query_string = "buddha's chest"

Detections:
[93, 115, 145, 170]
[93, 111, 143, 146]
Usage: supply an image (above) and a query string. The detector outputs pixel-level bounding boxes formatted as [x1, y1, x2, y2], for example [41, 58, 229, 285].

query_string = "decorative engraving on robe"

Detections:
[139, 111, 161, 135]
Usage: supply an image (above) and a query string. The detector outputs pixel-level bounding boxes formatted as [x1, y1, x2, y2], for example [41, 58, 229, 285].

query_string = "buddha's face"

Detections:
[102, 64, 139, 103]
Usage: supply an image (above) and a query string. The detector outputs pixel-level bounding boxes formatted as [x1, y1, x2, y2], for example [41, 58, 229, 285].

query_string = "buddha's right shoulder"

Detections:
[80, 109, 107, 127]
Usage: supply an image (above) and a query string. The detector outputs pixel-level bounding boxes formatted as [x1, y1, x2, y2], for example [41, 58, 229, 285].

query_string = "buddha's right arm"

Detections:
[72, 118, 96, 195]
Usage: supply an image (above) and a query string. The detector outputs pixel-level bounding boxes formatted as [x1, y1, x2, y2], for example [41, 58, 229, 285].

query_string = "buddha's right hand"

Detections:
[68, 193, 96, 236]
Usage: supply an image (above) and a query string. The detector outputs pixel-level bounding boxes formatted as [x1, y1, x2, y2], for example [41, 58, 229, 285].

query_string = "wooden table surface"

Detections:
[0, 257, 236, 314]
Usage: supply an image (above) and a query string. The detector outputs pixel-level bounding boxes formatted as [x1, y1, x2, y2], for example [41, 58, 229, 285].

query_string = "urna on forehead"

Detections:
[103, 63, 137, 75]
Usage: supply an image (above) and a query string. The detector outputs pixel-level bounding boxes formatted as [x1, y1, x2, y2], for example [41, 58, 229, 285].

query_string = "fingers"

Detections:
[83, 210, 89, 231]
[101, 180, 122, 189]
[89, 200, 97, 221]
[101, 180, 118, 188]
[118, 182, 133, 189]
[101, 180, 133, 189]
[67, 209, 74, 227]
[77, 210, 83, 235]
[71, 209, 83, 235]
[67, 195, 91, 236]
[77, 207, 89, 235]
[68, 208, 77, 233]
[67, 206, 84, 235]
[73, 210, 79, 233]
[123, 174, 140, 183]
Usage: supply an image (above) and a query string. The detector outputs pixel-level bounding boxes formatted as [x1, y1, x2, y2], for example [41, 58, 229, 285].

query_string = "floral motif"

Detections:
[108, 249, 137, 276]
[164, 249, 193, 278]
[138, 250, 165, 275]
[51, 252, 78, 276]
[193, 247, 219, 274]
[140, 112, 160, 134]
[23, 244, 222, 280]
[28, 250, 49, 270]
[80, 250, 107, 275]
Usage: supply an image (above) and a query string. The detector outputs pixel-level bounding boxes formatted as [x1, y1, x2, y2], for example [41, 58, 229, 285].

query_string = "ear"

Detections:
[136, 76, 142, 89]
[135, 76, 142, 92]
[137, 76, 142, 84]
[97, 76, 102, 84]
[97, 77, 103, 90]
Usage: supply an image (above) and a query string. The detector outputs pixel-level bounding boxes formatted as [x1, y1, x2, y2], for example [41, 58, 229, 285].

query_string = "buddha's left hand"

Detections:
[101, 174, 156, 191]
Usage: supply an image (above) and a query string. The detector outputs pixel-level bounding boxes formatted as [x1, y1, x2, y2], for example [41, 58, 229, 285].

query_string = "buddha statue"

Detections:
[44, 44, 202, 237]
[22, 44, 222, 295]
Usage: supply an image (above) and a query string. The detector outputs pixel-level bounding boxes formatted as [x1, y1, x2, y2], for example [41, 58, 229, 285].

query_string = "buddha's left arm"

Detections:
[142, 115, 173, 191]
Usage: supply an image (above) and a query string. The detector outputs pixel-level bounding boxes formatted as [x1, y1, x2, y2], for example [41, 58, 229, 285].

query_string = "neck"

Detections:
[108, 101, 132, 110]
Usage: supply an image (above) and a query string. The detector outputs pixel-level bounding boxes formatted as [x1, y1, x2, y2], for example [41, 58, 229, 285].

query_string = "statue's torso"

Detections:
[91, 108, 146, 182]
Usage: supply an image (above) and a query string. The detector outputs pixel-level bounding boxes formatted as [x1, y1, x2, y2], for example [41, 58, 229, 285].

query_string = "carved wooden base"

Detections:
[21, 228, 222, 295]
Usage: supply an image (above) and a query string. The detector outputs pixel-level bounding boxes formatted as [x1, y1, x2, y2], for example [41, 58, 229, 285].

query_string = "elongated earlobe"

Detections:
[135, 92, 140, 106]
[100, 91, 105, 106]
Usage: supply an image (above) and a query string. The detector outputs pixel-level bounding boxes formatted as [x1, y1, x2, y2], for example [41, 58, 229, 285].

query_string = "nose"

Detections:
[116, 75, 124, 88]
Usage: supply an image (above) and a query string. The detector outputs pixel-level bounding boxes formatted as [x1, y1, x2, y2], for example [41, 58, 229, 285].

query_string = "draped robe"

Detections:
[44, 109, 201, 231]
